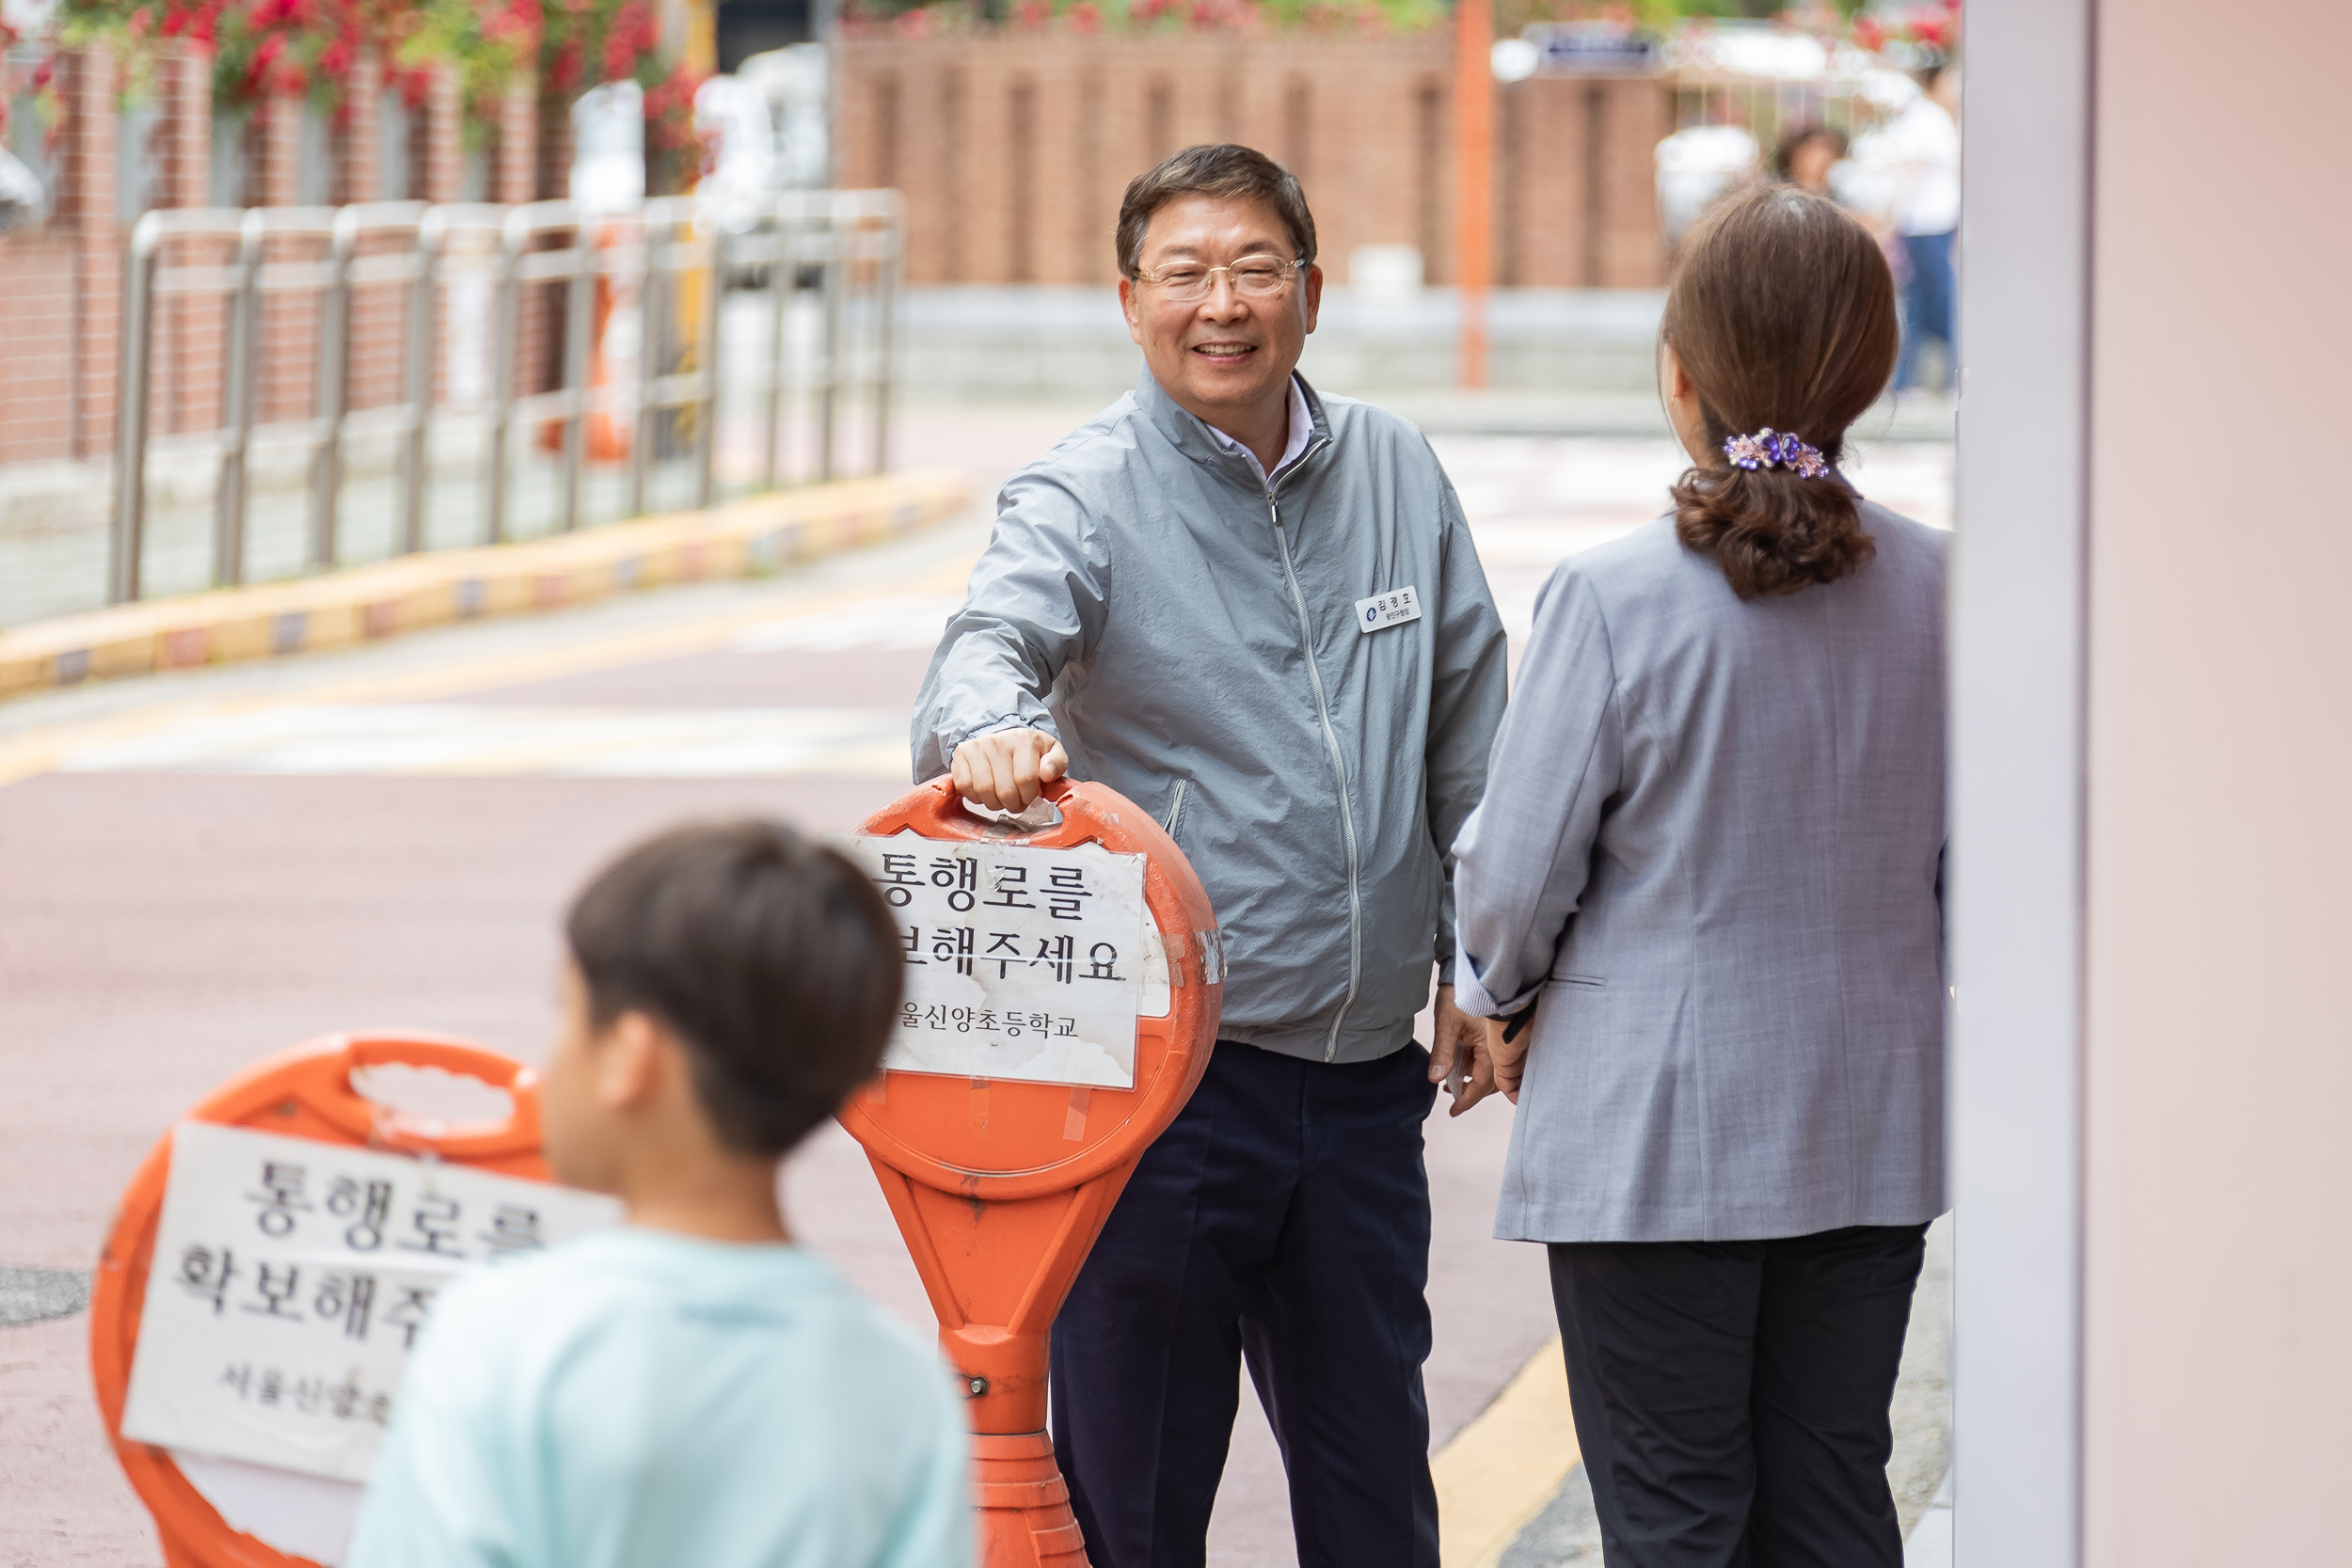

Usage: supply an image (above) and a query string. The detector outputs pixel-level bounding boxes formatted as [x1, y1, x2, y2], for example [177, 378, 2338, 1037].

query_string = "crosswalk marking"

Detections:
[55, 705, 914, 779]
[731, 594, 970, 653]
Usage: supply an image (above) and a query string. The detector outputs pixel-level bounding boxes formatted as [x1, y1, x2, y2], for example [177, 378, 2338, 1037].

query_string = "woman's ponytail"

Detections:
[1671, 458, 1872, 600]
[1660, 185, 1900, 600]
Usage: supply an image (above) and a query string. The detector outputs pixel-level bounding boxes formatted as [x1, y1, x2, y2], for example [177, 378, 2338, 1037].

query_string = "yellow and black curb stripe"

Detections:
[1434, 1337, 1582, 1567]
[0, 470, 973, 701]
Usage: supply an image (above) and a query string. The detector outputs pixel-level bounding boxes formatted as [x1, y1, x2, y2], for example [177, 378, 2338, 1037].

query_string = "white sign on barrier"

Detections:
[838, 832, 1152, 1090]
[119, 1122, 620, 1483]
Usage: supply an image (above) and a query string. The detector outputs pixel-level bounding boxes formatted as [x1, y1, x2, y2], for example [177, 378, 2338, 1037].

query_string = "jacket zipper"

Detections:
[1266, 459, 1360, 1062]
[1160, 778, 1188, 840]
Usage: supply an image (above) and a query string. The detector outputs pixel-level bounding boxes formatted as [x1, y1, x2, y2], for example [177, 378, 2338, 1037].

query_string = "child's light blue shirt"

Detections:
[347, 1227, 970, 1568]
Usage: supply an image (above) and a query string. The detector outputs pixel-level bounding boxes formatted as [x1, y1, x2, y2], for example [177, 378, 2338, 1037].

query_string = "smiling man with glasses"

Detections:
[912, 143, 1508, 1568]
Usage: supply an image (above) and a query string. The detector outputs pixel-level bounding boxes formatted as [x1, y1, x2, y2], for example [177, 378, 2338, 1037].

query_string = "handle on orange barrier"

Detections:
[301, 1031, 545, 1161]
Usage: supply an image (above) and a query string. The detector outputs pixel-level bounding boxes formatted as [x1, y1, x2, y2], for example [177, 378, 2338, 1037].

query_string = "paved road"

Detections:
[0, 408, 1952, 1565]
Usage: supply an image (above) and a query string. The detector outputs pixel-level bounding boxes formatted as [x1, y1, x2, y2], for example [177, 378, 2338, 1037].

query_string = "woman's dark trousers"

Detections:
[1548, 1224, 1929, 1568]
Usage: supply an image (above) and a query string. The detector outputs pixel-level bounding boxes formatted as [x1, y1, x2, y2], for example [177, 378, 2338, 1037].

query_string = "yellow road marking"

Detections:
[1433, 1336, 1581, 1568]
[0, 555, 981, 788]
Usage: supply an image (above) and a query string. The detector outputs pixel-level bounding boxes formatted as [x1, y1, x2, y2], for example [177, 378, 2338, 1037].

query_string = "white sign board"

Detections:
[120, 1122, 621, 1483]
[838, 832, 1152, 1089]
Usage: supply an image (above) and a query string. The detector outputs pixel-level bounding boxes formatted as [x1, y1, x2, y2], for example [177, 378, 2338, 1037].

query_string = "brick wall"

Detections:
[340, 55, 415, 418]
[1492, 73, 1672, 289]
[838, 34, 1667, 290]
[0, 37, 1672, 475]
[61, 47, 121, 459]
[248, 93, 324, 427]
[0, 238, 80, 464]
[0, 46, 491, 470]
[421, 69, 463, 205]
[154, 48, 226, 442]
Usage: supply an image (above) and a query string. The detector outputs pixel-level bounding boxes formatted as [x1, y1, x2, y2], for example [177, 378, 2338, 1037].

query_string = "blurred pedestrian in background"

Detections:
[1452, 184, 1946, 1567]
[914, 142, 1507, 1568]
[1874, 60, 1963, 389]
[348, 822, 968, 1568]
[1772, 122, 1849, 196]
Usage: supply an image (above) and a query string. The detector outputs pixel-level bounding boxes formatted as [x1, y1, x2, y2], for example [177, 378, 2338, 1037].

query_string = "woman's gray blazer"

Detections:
[1452, 505, 1947, 1244]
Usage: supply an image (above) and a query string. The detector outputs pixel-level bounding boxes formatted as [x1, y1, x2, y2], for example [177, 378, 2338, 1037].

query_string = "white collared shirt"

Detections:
[1207, 374, 1314, 490]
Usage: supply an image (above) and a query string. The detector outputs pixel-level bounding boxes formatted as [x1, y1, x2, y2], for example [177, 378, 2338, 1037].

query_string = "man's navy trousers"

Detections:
[1049, 1037, 1442, 1568]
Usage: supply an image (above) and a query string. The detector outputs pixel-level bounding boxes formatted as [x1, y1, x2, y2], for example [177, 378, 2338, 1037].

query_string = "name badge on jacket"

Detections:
[1356, 586, 1422, 633]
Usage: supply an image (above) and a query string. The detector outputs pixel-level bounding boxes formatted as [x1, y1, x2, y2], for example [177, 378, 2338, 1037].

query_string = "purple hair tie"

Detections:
[1722, 426, 1833, 480]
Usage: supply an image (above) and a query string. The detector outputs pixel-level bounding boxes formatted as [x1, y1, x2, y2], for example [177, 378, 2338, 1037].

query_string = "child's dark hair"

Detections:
[1661, 183, 1899, 599]
[564, 819, 902, 1158]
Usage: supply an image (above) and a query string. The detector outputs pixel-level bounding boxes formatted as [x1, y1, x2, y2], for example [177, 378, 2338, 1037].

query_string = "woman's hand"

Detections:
[1490, 1015, 1530, 1104]
[1428, 988, 1502, 1116]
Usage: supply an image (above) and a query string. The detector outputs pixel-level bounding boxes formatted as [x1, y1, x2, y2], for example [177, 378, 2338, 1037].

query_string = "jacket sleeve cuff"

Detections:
[1451, 934, 1539, 1020]
[946, 714, 1058, 754]
[1450, 937, 1501, 1018]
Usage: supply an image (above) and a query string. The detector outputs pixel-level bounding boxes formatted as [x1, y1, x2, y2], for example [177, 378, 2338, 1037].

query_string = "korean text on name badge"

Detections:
[1356, 585, 1422, 633]
[838, 832, 1156, 1090]
[118, 1121, 621, 1483]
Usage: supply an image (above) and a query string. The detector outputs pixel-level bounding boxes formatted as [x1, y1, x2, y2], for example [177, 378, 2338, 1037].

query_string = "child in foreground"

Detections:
[348, 820, 969, 1568]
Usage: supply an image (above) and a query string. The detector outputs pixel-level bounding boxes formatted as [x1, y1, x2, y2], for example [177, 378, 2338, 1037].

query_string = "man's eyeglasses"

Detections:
[1132, 255, 1308, 303]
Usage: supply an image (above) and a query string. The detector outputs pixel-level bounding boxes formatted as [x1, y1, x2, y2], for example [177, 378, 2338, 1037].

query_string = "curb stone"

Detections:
[0, 471, 974, 702]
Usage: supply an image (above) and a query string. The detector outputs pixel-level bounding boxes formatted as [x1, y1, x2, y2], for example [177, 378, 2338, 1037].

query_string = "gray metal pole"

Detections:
[694, 225, 725, 510]
[871, 198, 902, 479]
[628, 210, 657, 519]
[400, 211, 441, 556]
[560, 215, 593, 532]
[818, 212, 843, 484]
[215, 208, 264, 588]
[107, 216, 162, 606]
[310, 207, 358, 573]
[486, 208, 526, 545]
[762, 210, 789, 491]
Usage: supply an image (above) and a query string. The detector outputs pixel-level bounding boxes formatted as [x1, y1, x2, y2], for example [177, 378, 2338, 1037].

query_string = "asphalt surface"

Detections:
[0, 404, 1954, 1565]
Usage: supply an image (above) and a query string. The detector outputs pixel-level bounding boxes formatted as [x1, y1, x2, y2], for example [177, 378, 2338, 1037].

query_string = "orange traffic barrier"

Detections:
[584, 232, 633, 462]
[539, 224, 633, 460]
[89, 1032, 549, 1568]
[839, 776, 1221, 1568]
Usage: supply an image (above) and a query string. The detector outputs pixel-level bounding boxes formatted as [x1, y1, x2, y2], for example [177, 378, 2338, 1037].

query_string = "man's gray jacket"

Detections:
[912, 370, 1508, 1065]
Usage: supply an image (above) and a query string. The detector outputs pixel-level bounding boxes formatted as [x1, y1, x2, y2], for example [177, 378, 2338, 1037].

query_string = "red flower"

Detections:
[891, 6, 929, 37]
[1069, 1, 1101, 31]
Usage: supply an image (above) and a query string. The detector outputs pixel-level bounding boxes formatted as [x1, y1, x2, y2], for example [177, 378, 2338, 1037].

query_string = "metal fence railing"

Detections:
[108, 188, 905, 605]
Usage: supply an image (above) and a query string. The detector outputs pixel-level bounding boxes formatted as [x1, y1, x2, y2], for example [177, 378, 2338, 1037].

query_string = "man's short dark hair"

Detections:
[1116, 144, 1317, 279]
[565, 819, 902, 1158]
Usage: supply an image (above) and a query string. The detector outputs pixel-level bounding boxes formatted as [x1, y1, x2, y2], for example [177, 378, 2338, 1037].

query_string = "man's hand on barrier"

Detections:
[952, 728, 1070, 814]
[1427, 986, 1501, 1116]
